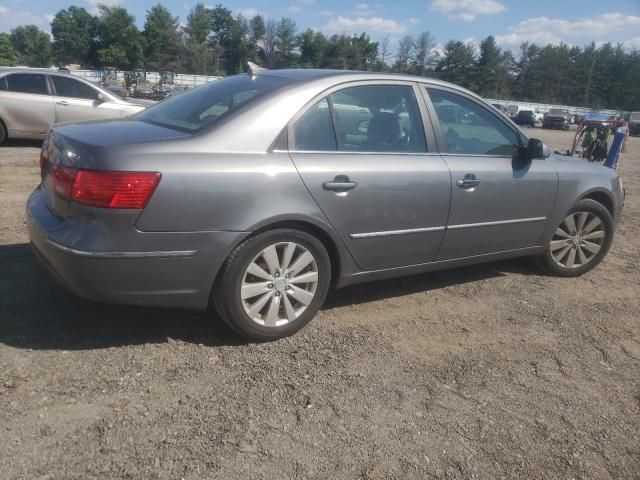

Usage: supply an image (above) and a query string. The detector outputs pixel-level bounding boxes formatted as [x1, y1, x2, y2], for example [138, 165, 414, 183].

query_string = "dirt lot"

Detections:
[1, 128, 639, 479]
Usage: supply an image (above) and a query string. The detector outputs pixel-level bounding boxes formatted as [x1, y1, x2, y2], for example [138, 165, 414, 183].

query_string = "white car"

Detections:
[0, 68, 147, 144]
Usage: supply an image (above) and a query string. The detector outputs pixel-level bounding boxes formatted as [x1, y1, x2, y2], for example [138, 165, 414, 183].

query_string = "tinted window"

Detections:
[293, 98, 336, 151]
[428, 89, 519, 156]
[136, 74, 290, 133]
[6, 73, 48, 95]
[52, 76, 99, 100]
[330, 85, 426, 153]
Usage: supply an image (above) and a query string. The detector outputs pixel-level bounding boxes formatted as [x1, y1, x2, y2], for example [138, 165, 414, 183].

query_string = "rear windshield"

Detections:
[135, 74, 290, 133]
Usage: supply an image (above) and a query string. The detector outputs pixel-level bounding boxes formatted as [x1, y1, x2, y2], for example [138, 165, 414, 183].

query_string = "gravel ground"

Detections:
[0, 128, 639, 479]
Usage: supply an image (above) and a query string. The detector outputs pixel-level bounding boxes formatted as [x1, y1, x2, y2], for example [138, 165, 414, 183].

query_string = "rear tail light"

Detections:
[51, 166, 161, 209]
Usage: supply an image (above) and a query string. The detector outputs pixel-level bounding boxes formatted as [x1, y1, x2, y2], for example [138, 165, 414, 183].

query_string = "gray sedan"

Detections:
[27, 67, 624, 340]
[0, 68, 146, 144]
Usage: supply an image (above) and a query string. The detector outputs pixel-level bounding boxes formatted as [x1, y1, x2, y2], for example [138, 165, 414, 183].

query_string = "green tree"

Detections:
[412, 31, 436, 76]
[185, 3, 212, 74]
[143, 4, 183, 71]
[276, 17, 297, 67]
[0, 33, 18, 66]
[248, 15, 266, 63]
[95, 5, 143, 69]
[435, 40, 476, 89]
[10, 25, 52, 67]
[51, 6, 96, 67]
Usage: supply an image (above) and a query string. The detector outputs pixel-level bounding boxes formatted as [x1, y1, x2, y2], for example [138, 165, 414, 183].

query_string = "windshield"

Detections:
[135, 74, 291, 133]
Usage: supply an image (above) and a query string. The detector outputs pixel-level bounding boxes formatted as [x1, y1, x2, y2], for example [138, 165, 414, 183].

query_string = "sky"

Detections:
[1, 0, 639, 53]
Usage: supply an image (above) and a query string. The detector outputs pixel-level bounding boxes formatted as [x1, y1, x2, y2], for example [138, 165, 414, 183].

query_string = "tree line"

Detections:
[0, 3, 639, 111]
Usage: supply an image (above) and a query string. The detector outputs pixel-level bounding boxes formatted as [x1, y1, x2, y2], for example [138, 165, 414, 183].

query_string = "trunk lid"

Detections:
[40, 119, 188, 217]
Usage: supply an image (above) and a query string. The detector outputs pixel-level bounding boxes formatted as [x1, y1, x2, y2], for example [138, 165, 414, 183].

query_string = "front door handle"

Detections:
[456, 174, 480, 189]
[56, 101, 69, 106]
[323, 175, 357, 192]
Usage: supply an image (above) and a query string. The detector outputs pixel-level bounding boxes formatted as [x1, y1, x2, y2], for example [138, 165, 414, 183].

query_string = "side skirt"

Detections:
[336, 246, 544, 288]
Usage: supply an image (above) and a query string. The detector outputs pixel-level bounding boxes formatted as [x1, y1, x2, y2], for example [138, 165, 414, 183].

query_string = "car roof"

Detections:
[262, 68, 472, 91]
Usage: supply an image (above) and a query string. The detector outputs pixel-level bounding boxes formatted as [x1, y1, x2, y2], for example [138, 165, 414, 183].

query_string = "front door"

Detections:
[289, 83, 451, 271]
[50, 75, 120, 123]
[424, 87, 558, 260]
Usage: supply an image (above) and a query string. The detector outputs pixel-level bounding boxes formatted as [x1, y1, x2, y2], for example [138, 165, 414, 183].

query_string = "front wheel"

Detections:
[536, 199, 614, 277]
[213, 229, 331, 341]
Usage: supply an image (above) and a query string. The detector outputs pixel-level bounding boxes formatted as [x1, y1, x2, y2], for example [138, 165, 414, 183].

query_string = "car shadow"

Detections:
[2, 139, 43, 148]
[0, 243, 540, 351]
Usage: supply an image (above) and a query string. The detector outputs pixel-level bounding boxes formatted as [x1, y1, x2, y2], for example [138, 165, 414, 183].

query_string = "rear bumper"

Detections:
[27, 186, 248, 309]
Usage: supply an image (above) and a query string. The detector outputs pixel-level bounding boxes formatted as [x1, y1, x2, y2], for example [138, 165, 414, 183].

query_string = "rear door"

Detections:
[0, 73, 55, 137]
[423, 86, 558, 260]
[50, 75, 122, 123]
[288, 81, 451, 271]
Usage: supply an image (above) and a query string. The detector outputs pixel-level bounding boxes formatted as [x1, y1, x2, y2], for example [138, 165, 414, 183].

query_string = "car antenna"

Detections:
[247, 62, 268, 77]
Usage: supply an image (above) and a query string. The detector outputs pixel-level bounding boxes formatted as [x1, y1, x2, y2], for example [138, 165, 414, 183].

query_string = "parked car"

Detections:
[542, 108, 571, 130]
[491, 103, 508, 116]
[514, 110, 536, 127]
[27, 67, 625, 340]
[628, 111, 640, 136]
[0, 67, 147, 144]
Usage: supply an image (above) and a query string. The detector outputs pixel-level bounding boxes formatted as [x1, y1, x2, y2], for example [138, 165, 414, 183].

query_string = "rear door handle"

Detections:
[456, 174, 480, 189]
[323, 175, 357, 192]
[56, 101, 69, 106]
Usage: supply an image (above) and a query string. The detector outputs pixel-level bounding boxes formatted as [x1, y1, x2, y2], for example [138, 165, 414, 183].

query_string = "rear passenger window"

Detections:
[330, 85, 426, 153]
[293, 98, 336, 151]
[6, 74, 48, 95]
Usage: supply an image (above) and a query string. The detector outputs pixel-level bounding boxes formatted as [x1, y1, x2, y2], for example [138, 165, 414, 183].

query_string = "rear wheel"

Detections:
[537, 199, 613, 277]
[214, 229, 331, 341]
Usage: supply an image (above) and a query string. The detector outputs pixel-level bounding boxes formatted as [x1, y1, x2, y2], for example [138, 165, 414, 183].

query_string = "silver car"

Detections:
[0, 68, 146, 144]
[27, 67, 625, 340]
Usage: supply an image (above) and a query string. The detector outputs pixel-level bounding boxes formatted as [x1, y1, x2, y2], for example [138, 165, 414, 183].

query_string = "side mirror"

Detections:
[97, 93, 108, 103]
[527, 138, 550, 160]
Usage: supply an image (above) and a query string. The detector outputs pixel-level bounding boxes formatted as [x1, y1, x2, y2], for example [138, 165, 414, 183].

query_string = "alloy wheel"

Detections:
[550, 211, 606, 269]
[240, 242, 319, 327]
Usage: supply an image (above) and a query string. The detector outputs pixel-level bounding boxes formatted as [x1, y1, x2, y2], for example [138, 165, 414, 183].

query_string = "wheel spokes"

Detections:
[583, 216, 602, 234]
[563, 214, 577, 234]
[261, 245, 280, 276]
[242, 241, 319, 327]
[582, 230, 604, 240]
[241, 281, 272, 299]
[550, 239, 570, 251]
[581, 240, 602, 255]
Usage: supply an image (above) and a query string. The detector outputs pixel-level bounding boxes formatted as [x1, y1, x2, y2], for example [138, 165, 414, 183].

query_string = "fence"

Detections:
[70, 69, 222, 88]
[484, 98, 626, 117]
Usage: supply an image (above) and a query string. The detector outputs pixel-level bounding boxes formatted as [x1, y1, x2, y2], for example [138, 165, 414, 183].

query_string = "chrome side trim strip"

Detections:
[448, 217, 546, 230]
[350, 217, 546, 239]
[350, 226, 445, 239]
[45, 238, 198, 259]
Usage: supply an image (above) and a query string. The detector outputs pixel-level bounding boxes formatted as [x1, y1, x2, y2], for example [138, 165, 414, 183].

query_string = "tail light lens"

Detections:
[51, 166, 161, 209]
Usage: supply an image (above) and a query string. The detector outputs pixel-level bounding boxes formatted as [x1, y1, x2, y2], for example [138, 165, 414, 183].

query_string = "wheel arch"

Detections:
[579, 188, 614, 217]
[210, 215, 352, 299]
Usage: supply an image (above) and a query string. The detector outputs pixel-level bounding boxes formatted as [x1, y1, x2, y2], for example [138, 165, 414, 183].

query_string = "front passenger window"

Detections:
[51, 76, 99, 100]
[427, 88, 519, 156]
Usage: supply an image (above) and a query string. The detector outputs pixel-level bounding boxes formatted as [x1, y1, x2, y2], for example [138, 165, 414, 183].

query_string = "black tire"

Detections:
[0, 120, 6, 145]
[536, 199, 614, 277]
[213, 228, 332, 341]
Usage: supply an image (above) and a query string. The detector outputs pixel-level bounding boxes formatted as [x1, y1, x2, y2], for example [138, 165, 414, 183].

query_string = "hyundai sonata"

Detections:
[27, 66, 625, 340]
